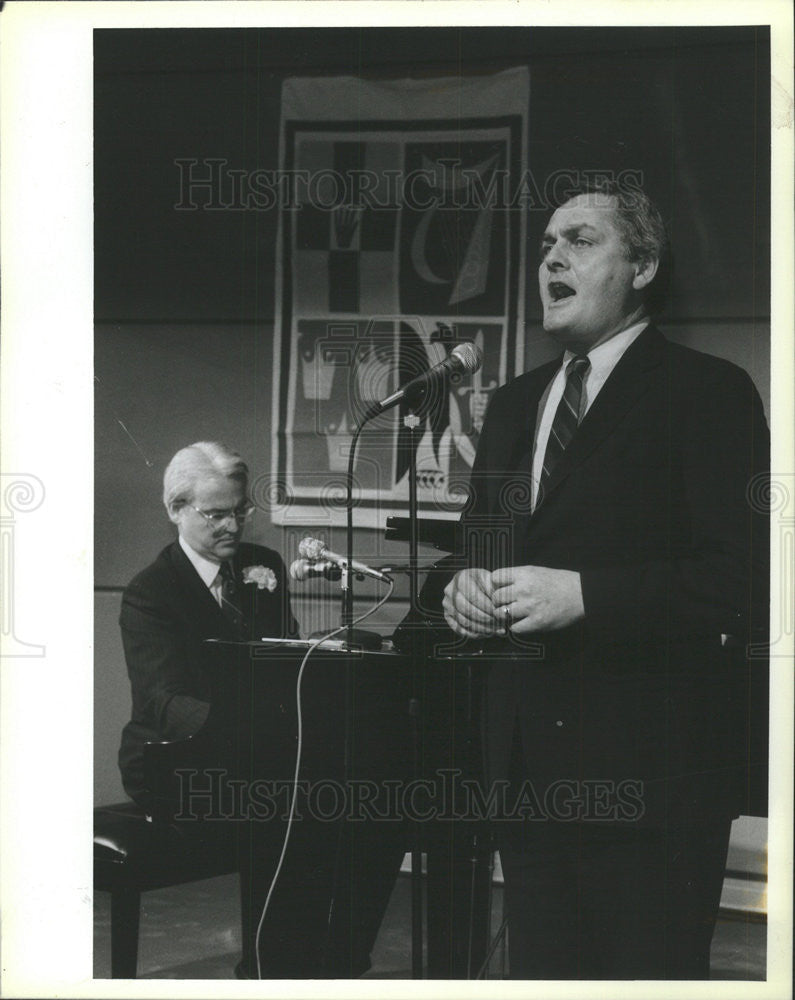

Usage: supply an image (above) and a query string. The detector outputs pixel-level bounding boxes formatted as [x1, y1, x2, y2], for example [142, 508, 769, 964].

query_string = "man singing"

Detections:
[440, 180, 769, 978]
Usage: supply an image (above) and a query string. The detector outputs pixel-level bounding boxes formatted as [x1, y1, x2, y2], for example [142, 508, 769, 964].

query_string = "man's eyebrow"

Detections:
[541, 223, 600, 241]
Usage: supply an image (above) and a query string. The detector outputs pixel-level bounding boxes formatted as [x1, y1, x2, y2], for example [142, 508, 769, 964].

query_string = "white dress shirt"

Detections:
[530, 320, 649, 509]
[179, 535, 224, 606]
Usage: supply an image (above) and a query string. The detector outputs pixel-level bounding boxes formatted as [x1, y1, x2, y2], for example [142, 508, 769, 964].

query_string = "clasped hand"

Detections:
[442, 565, 585, 638]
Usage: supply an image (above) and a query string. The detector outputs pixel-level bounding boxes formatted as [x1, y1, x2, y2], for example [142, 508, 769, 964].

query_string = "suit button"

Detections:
[555, 720, 563, 727]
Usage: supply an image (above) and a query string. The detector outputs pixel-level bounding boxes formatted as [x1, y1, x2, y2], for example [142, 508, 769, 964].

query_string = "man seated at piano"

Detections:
[115, 440, 400, 979]
[118, 439, 298, 808]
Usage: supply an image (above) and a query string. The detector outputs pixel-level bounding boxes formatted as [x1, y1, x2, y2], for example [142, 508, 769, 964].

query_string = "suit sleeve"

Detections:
[580, 365, 770, 641]
[120, 582, 210, 739]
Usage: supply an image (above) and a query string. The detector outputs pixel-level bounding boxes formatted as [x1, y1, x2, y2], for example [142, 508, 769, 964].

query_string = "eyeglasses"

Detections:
[185, 502, 256, 528]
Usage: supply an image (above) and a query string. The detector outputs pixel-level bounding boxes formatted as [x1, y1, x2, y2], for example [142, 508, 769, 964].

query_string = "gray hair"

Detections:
[162, 441, 249, 512]
[563, 178, 671, 313]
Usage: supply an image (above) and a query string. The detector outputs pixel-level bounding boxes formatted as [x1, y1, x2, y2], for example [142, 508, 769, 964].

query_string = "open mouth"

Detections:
[548, 281, 575, 302]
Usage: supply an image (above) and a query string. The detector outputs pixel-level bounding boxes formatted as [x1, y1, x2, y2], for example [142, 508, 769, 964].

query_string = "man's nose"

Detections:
[217, 514, 243, 530]
[544, 241, 568, 270]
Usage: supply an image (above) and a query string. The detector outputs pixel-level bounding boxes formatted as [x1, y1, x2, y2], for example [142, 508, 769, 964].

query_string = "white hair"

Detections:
[162, 441, 248, 512]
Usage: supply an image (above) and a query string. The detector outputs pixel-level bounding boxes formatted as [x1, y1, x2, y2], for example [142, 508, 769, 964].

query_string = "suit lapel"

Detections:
[534, 326, 667, 509]
[231, 550, 258, 634]
[491, 359, 560, 513]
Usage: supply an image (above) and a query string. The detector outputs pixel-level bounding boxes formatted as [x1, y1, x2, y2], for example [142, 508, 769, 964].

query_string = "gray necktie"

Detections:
[218, 561, 246, 634]
[538, 355, 591, 497]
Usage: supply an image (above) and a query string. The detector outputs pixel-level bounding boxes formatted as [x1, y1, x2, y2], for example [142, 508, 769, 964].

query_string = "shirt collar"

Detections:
[563, 318, 649, 375]
[179, 535, 225, 588]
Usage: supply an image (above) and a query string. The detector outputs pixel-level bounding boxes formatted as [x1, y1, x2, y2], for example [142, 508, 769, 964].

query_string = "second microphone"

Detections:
[297, 536, 392, 584]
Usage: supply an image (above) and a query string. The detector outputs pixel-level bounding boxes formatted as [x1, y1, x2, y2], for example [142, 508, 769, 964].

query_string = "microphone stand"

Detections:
[341, 349, 487, 977]
[404, 413, 421, 621]
[344, 401, 425, 978]
[344, 422, 366, 649]
[323, 415, 379, 976]
[403, 407, 424, 979]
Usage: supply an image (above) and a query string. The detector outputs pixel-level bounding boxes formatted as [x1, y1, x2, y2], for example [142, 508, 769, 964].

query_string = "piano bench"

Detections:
[94, 801, 240, 978]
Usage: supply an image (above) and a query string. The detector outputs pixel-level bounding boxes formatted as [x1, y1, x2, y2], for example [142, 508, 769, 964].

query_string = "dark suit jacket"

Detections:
[118, 539, 299, 804]
[407, 326, 769, 826]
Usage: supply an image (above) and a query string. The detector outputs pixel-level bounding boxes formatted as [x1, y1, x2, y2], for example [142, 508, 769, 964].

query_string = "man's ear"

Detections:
[166, 502, 183, 526]
[632, 256, 659, 290]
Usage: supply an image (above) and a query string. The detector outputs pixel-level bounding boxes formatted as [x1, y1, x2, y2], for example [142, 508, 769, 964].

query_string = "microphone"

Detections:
[289, 558, 342, 582]
[364, 342, 483, 418]
[298, 537, 392, 584]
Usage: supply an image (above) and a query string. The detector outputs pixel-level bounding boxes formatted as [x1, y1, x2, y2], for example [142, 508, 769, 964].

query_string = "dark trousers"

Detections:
[498, 816, 733, 979]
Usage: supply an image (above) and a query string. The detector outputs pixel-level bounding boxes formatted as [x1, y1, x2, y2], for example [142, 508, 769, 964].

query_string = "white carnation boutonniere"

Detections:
[242, 565, 278, 592]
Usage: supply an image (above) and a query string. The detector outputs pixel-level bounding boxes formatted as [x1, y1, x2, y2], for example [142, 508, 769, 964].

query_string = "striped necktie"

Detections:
[218, 561, 246, 635]
[538, 355, 591, 500]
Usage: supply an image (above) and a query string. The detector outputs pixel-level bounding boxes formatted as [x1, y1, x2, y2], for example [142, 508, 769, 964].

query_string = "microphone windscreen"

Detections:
[289, 558, 310, 581]
[298, 536, 325, 561]
[451, 342, 483, 374]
